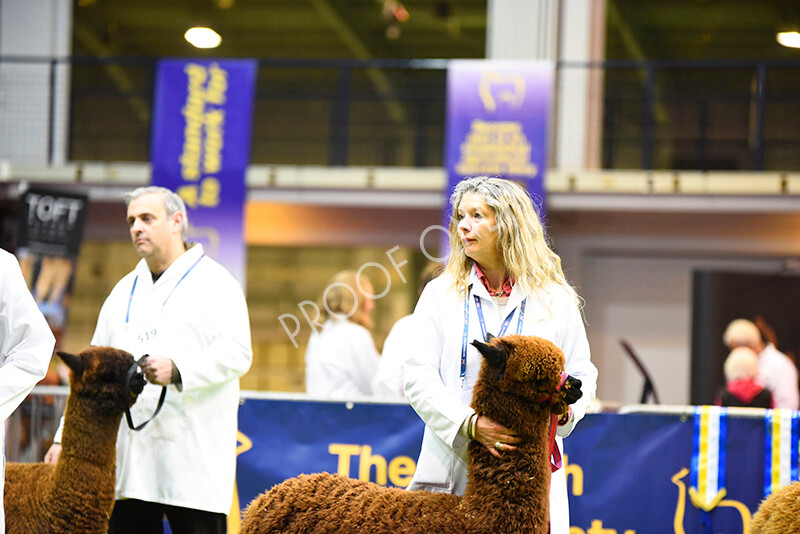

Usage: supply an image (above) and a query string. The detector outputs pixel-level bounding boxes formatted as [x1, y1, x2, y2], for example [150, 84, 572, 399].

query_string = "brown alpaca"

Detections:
[751, 481, 800, 534]
[242, 334, 582, 534]
[4, 346, 146, 534]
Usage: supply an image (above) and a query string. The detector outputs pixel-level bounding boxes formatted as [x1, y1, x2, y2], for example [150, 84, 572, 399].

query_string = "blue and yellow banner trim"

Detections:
[689, 406, 728, 511]
[763, 409, 800, 498]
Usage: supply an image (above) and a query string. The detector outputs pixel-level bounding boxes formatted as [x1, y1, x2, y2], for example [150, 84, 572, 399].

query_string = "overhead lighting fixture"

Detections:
[184, 27, 222, 49]
[382, 0, 409, 41]
[777, 30, 800, 49]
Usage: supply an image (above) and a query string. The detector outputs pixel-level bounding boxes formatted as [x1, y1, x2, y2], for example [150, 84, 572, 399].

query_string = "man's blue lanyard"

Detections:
[125, 254, 205, 324]
[460, 287, 527, 387]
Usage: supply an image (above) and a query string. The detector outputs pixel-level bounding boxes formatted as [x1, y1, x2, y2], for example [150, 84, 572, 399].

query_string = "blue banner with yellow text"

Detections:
[235, 401, 769, 534]
[151, 58, 256, 285]
[444, 60, 552, 219]
[236, 398, 424, 503]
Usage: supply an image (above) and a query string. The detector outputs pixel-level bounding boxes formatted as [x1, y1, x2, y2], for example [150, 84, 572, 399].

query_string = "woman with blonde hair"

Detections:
[403, 176, 597, 533]
[304, 270, 380, 398]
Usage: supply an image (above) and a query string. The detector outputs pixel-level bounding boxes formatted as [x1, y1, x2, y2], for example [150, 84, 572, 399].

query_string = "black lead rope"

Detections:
[123, 355, 168, 431]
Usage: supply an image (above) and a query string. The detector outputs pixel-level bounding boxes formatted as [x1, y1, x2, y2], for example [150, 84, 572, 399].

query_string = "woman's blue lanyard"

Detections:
[125, 254, 205, 323]
[460, 287, 527, 387]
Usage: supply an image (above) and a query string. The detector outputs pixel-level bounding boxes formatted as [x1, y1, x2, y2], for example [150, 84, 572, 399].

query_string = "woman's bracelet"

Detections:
[467, 413, 478, 440]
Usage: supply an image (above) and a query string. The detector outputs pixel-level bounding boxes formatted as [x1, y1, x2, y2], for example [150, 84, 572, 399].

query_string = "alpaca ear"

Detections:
[57, 351, 83, 379]
[472, 339, 508, 380]
[563, 376, 583, 405]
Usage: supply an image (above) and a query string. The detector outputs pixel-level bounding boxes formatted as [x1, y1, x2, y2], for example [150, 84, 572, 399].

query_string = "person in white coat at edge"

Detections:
[305, 270, 380, 398]
[0, 248, 55, 533]
[403, 176, 598, 534]
[372, 261, 444, 398]
[44, 186, 252, 534]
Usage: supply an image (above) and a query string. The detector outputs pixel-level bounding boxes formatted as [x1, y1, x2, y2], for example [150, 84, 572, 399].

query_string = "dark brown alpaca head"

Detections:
[57, 347, 146, 416]
[471, 335, 582, 427]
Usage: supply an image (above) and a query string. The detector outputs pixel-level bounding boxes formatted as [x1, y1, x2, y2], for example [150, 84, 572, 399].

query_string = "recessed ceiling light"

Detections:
[184, 27, 222, 49]
[777, 31, 800, 49]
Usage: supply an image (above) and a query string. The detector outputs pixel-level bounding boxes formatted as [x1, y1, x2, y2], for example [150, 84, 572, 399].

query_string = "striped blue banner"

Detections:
[763, 409, 800, 497]
[690, 406, 728, 511]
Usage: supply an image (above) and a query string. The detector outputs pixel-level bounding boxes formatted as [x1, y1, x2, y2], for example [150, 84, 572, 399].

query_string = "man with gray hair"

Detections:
[722, 318, 798, 410]
[46, 186, 252, 533]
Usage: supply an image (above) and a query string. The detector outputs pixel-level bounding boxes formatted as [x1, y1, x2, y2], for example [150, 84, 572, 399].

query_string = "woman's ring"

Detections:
[494, 441, 503, 451]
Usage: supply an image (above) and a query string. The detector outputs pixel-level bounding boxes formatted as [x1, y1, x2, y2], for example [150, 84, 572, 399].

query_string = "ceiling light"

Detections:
[777, 31, 800, 49]
[184, 27, 222, 49]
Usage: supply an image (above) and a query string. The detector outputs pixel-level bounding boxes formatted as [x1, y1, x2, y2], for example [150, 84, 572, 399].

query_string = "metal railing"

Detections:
[5, 386, 67, 463]
[4, 386, 413, 464]
[2, 56, 800, 171]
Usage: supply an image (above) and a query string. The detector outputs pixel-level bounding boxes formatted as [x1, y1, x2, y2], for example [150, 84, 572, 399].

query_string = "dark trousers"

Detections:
[109, 498, 227, 534]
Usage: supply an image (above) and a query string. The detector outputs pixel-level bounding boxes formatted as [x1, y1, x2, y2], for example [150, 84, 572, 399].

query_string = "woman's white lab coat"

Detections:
[403, 267, 597, 534]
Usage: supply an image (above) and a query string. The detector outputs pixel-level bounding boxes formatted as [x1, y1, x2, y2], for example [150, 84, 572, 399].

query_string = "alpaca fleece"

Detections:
[751, 481, 800, 534]
[242, 334, 582, 534]
[4, 346, 144, 534]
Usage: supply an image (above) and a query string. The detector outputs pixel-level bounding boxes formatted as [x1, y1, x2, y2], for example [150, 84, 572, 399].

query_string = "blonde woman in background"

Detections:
[305, 270, 380, 398]
[403, 176, 597, 534]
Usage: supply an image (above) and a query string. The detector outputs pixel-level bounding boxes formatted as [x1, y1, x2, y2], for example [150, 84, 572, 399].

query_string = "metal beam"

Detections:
[72, 24, 151, 123]
[307, 0, 408, 125]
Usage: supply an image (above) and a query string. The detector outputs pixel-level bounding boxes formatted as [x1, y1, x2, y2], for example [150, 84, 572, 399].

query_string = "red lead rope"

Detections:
[548, 372, 569, 534]
[548, 371, 568, 475]
[547, 413, 561, 534]
[548, 413, 561, 473]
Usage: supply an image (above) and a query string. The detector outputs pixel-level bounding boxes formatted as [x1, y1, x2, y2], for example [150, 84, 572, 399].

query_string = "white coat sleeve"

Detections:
[403, 284, 473, 451]
[772, 353, 799, 410]
[168, 272, 252, 393]
[372, 316, 414, 398]
[0, 253, 55, 423]
[350, 325, 380, 395]
[555, 293, 597, 438]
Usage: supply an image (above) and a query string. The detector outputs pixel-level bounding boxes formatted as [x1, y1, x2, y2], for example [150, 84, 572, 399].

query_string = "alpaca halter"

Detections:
[536, 371, 570, 404]
[123, 355, 167, 431]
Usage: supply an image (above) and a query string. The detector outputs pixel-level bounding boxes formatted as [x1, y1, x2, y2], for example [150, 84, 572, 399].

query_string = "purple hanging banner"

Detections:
[151, 58, 257, 286]
[443, 60, 553, 225]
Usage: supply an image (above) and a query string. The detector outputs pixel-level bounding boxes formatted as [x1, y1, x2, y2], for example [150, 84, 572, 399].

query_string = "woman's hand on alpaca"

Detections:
[44, 443, 61, 464]
[474, 415, 521, 458]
